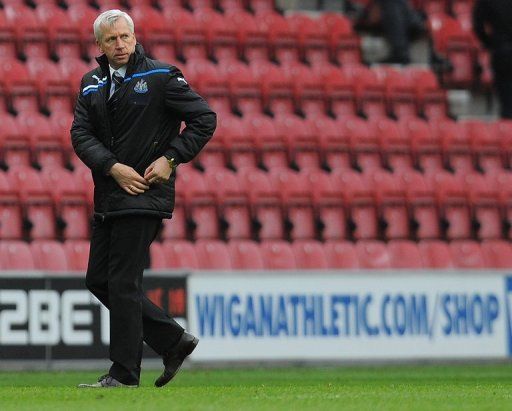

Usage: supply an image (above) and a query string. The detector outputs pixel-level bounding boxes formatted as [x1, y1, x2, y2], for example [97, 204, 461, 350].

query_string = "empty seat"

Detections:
[0, 240, 35, 270]
[388, 240, 423, 268]
[449, 240, 486, 268]
[63, 239, 90, 271]
[260, 240, 297, 269]
[356, 240, 391, 269]
[195, 239, 233, 269]
[324, 241, 360, 269]
[161, 240, 200, 269]
[31, 240, 69, 271]
[418, 240, 455, 268]
[228, 240, 265, 269]
[481, 240, 512, 268]
[292, 240, 328, 269]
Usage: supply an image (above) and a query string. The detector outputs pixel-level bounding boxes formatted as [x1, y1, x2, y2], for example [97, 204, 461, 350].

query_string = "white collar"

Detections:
[109, 65, 127, 79]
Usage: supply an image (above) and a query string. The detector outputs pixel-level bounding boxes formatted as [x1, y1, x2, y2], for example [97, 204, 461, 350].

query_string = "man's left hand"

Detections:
[144, 156, 173, 184]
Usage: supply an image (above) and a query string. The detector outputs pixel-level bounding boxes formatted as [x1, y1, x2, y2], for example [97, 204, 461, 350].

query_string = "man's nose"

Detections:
[115, 37, 124, 48]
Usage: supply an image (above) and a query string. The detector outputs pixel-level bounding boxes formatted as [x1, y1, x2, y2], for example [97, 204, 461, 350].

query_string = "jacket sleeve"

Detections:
[473, 0, 491, 49]
[164, 67, 217, 164]
[70, 79, 118, 175]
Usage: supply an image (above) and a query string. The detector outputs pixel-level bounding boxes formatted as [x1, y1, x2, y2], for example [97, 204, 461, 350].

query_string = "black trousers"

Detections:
[85, 216, 184, 385]
[494, 69, 512, 119]
[378, 0, 415, 62]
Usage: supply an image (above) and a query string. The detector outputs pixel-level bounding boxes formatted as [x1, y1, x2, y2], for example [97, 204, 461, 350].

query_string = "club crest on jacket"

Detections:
[134, 79, 148, 93]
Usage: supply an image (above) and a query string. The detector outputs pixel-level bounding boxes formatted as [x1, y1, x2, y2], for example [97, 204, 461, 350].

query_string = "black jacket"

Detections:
[473, 0, 512, 71]
[71, 44, 216, 220]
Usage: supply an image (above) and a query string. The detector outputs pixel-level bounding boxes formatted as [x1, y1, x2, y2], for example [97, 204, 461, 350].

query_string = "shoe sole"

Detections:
[154, 337, 199, 388]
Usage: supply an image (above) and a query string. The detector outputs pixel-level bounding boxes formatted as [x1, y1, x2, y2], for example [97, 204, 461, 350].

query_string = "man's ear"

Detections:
[96, 40, 103, 54]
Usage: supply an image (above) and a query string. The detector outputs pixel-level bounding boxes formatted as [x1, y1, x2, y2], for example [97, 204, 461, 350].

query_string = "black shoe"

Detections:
[78, 374, 138, 388]
[154, 332, 199, 387]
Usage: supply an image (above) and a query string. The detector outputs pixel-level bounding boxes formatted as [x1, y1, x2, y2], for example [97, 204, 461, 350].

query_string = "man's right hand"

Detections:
[109, 163, 150, 196]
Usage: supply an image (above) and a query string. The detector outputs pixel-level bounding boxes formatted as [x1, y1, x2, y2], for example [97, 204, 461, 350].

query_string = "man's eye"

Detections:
[121, 34, 129, 40]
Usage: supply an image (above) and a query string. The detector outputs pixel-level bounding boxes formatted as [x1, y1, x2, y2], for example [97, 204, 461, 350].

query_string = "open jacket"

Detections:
[71, 44, 216, 220]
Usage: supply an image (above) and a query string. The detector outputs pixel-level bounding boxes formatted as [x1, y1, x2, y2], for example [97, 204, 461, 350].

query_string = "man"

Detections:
[473, 0, 512, 119]
[376, 0, 424, 65]
[71, 10, 216, 388]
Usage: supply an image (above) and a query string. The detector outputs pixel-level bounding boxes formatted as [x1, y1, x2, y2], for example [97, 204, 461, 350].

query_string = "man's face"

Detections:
[97, 18, 136, 69]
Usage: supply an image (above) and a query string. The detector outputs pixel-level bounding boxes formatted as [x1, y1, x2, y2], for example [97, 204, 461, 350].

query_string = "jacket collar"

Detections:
[96, 43, 145, 78]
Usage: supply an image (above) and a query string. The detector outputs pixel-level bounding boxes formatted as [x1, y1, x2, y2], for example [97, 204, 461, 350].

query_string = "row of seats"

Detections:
[1, 162, 512, 242]
[166, 165, 512, 242]
[1, 238, 510, 271]
[6, 112, 512, 175]
[151, 238, 512, 269]
[0, 3, 359, 65]
[0, 57, 448, 120]
[204, 115, 512, 174]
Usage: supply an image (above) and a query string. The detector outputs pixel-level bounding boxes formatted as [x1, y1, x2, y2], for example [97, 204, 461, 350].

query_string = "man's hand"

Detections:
[109, 163, 150, 196]
[144, 156, 173, 185]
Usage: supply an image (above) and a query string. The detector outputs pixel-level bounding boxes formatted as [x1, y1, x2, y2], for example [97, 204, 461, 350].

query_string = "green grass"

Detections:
[0, 364, 511, 410]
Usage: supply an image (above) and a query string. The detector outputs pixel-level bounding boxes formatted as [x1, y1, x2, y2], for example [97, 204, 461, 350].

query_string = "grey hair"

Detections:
[93, 9, 135, 42]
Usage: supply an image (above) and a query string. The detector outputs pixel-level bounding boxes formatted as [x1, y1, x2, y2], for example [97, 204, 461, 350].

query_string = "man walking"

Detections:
[72, 9, 216, 388]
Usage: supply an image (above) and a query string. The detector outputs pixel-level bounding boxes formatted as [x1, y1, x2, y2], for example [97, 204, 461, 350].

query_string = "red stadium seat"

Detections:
[224, 10, 268, 63]
[331, 170, 378, 240]
[418, 240, 454, 268]
[344, 115, 381, 172]
[315, 116, 352, 171]
[8, 166, 56, 240]
[260, 240, 297, 269]
[161, 202, 187, 241]
[428, 171, 471, 240]
[0, 113, 31, 167]
[376, 118, 414, 172]
[465, 120, 504, 173]
[464, 173, 502, 240]
[481, 240, 512, 268]
[4, 5, 48, 59]
[40, 167, 90, 240]
[292, 240, 328, 269]
[398, 170, 440, 240]
[204, 168, 251, 240]
[246, 113, 288, 171]
[17, 111, 66, 169]
[433, 119, 473, 174]
[400, 118, 443, 173]
[0, 57, 39, 113]
[237, 168, 283, 240]
[303, 169, 346, 241]
[63, 239, 90, 271]
[0, 171, 22, 239]
[36, 4, 81, 60]
[195, 239, 233, 269]
[274, 114, 321, 171]
[228, 240, 265, 269]
[176, 167, 218, 240]
[162, 240, 200, 269]
[341, 65, 386, 119]
[269, 169, 316, 240]
[288, 14, 329, 66]
[404, 68, 448, 120]
[319, 12, 361, 66]
[388, 240, 423, 268]
[31, 240, 69, 271]
[364, 170, 410, 240]
[356, 240, 391, 269]
[219, 116, 259, 170]
[449, 240, 486, 268]
[257, 12, 298, 65]
[149, 242, 168, 270]
[0, 240, 35, 270]
[428, 15, 476, 88]
[324, 241, 360, 269]
[315, 66, 357, 118]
